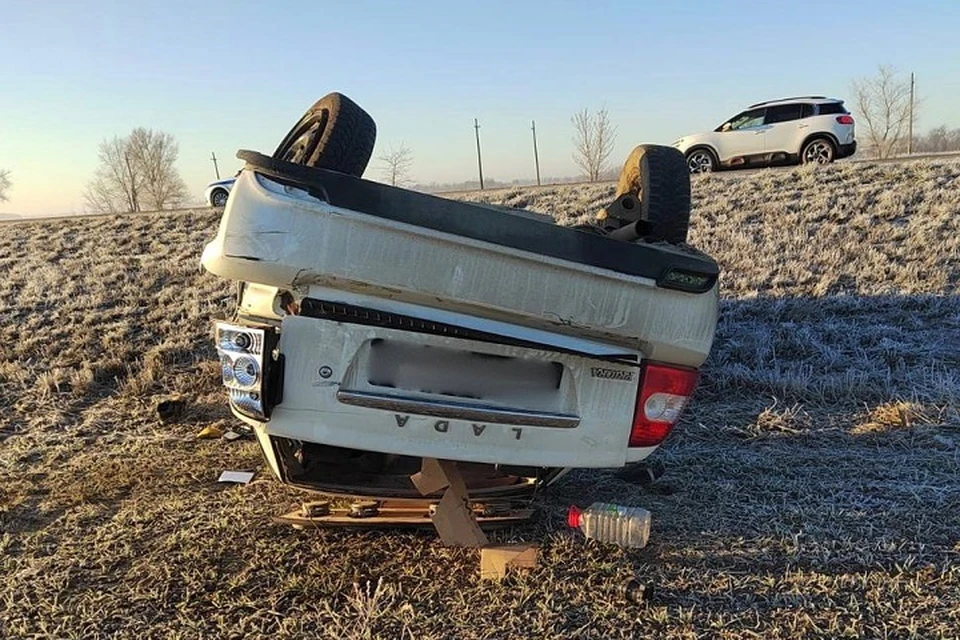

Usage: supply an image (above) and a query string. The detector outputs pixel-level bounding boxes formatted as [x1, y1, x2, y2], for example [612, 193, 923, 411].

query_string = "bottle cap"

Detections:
[620, 578, 654, 603]
[567, 505, 582, 528]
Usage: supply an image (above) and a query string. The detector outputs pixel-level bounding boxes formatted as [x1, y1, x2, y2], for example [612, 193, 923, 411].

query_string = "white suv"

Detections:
[673, 97, 857, 173]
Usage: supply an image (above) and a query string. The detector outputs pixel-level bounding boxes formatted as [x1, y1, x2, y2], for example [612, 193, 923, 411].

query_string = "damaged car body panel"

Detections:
[202, 161, 719, 366]
[202, 140, 719, 499]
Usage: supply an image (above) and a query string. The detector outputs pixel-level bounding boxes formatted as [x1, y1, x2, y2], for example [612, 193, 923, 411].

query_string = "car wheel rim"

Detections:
[804, 142, 832, 164]
[280, 111, 330, 163]
[687, 152, 713, 173]
[213, 192, 227, 207]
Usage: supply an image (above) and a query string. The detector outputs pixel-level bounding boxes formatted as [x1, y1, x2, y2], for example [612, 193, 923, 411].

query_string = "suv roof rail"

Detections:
[748, 96, 831, 108]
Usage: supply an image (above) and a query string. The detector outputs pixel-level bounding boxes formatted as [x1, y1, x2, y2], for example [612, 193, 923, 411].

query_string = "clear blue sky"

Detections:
[2, 0, 959, 215]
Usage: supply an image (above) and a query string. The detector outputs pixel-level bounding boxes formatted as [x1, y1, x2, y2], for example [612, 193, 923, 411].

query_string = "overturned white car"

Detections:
[200, 93, 720, 501]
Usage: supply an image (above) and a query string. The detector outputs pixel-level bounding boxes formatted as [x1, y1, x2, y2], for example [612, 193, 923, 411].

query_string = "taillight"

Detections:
[836, 115, 855, 125]
[629, 362, 699, 447]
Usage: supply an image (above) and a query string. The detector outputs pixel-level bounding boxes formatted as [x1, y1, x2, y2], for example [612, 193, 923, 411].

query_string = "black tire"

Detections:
[801, 137, 835, 165]
[210, 188, 229, 207]
[638, 145, 692, 244]
[685, 147, 717, 174]
[273, 92, 377, 177]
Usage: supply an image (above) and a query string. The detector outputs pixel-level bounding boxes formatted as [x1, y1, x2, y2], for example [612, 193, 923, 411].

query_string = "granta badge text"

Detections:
[590, 367, 635, 382]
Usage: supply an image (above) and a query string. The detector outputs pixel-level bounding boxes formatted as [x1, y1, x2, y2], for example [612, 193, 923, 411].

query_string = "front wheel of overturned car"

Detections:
[801, 137, 836, 165]
[273, 92, 377, 177]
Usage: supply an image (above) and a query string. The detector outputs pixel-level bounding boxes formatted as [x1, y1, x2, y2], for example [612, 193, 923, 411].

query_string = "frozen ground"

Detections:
[1, 159, 959, 638]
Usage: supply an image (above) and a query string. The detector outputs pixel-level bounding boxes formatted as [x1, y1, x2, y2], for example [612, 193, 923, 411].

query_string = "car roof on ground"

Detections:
[748, 96, 844, 108]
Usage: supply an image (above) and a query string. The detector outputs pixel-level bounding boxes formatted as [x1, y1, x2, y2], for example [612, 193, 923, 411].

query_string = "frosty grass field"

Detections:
[1, 159, 958, 638]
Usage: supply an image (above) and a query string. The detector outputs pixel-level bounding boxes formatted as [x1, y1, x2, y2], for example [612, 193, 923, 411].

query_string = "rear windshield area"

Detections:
[817, 102, 848, 115]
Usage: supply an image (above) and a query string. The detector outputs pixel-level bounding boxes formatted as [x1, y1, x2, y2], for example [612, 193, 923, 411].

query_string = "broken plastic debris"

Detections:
[218, 471, 255, 484]
[197, 424, 225, 439]
[156, 396, 186, 424]
[223, 430, 244, 442]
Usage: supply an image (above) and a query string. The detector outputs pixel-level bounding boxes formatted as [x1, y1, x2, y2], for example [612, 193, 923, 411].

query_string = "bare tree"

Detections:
[84, 128, 188, 213]
[128, 128, 188, 210]
[852, 65, 914, 159]
[378, 143, 414, 186]
[913, 125, 960, 153]
[572, 106, 617, 182]
[85, 136, 140, 213]
[0, 169, 11, 202]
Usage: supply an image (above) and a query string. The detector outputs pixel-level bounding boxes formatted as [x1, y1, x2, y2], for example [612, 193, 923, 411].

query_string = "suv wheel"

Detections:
[802, 138, 835, 165]
[686, 148, 716, 174]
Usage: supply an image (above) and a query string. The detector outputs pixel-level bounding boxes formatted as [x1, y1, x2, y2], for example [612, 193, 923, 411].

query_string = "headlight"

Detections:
[232, 356, 260, 388]
[214, 322, 284, 420]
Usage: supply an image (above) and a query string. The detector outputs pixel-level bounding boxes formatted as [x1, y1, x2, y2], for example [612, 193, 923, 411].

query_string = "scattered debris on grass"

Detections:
[217, 470, 255, 484]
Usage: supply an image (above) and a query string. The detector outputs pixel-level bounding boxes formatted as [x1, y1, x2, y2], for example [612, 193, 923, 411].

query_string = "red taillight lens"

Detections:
[836, 115, 855, 125]
[629, 363, 699, 447]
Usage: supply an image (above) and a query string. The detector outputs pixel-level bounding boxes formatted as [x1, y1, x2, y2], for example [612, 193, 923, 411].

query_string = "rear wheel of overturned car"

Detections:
[273, 92, 377, 177]
[801, 137, 835, 165]
[639, 145, 692, 244]
[685, 148, 716, 174]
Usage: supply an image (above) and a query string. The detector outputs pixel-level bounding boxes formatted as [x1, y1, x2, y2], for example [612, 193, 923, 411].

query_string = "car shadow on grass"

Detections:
[538, 291, 959, 612]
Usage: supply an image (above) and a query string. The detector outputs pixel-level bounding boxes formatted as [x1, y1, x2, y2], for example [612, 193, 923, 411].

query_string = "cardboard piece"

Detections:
[480, 544, 540, 581]
[432, 487, 489, 548]
[412, 458, 489, 548]
[411, 457, 451, 496]
[218, 470, 255, 484]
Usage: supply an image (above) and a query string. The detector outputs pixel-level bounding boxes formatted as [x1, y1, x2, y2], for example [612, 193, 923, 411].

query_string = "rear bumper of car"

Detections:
[837, 141, 857, 158]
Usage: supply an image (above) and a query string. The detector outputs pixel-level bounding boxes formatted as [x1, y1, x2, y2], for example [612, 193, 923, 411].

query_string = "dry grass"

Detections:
[2, 159, 959, 638]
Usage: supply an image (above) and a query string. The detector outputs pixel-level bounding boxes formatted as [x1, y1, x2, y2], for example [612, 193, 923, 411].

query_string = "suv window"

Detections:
[765, 104, 804, 124]
[800, 104, 814, 118]
[817, 102, 847, 115]
[725, 108, 766, 131]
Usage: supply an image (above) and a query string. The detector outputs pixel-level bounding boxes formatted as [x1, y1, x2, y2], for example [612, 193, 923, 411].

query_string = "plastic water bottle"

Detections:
[567, 502, 651, 549]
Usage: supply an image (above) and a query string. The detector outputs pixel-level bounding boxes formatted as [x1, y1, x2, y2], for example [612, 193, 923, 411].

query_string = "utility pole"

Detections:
[907, 72, 915, 155]
[210, 151, 221, 180]
[531, 120, 541, 186]
[474, 118, 485, 190]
